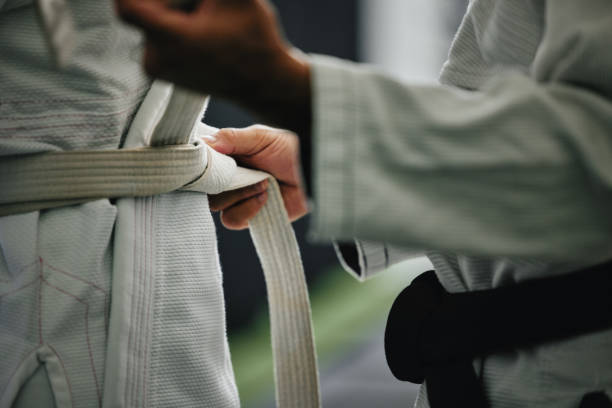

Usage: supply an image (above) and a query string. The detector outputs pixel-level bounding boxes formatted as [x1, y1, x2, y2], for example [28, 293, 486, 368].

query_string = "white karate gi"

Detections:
[0, 1, 239, 407]
[309, 0, 612, 407]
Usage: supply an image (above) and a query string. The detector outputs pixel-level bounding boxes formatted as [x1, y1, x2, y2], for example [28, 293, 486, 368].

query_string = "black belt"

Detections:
[384, 261, 612, 408]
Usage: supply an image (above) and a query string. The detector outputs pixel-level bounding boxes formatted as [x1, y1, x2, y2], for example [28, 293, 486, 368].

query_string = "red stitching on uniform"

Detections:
[124, 201, 138, 407]
[42, 279, 102, 408]
[42, 279, 86, 303]
[0, 345, 75, 406]
[38, 283, 43, 344]
[44, 262, 108, 292]
[46, 344, 75, 407]
[134, 199, 146, 407]
[0, 259, 40, 283]
[39, 258, 43, 345]
[1, 263, 77, 405]
[139, 199, 147, 407]
[0, 347, 39, 400]
[43, 260, 109, 329]
[0, 258, 41, 297]
[142, 197, 154, 407]
[0, 278, 39, 297]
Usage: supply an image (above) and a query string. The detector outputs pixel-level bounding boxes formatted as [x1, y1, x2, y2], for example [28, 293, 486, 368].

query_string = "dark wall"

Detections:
[211, 1, 469, 332]
[207, 1, 359, 332]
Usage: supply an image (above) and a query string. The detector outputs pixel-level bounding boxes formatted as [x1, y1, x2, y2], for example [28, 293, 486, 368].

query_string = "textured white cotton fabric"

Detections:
[0, 2, 240, 408]
[1, 71, 320, 408]
[100, 82, 240, 408]
[0, 1, 146, 407]
[0, 0, 149, 155]
[310, 0, 612, 407]
[2, 80, 320, 407]
[0, 203, 115, 408]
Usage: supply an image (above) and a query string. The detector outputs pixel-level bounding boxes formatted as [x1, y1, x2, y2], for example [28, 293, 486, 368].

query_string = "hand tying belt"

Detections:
[0, 84, 321, 408]
[385, 263, 612, 408]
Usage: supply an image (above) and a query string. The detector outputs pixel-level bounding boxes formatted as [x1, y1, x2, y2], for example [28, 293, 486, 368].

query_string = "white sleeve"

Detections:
[333, 240, 423, 281]
[308, 2, 612, 262]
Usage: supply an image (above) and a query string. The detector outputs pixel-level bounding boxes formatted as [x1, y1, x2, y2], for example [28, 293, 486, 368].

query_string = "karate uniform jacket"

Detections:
[0, 1, 240, 407]
[308, 1, 612, 407]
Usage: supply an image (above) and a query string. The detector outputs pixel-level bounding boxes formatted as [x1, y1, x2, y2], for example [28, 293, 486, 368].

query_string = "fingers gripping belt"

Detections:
[196, 145, 322, 408]
[0, 86, 321, 408]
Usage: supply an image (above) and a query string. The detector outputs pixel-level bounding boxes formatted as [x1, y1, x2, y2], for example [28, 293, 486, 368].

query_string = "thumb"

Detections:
[205, 126, 275, 157]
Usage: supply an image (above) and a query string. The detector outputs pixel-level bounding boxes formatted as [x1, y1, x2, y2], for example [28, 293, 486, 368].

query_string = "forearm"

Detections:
[227, 48, 314, 195]
[308, 55, 612, 261]
[117, 0, 314, 139]
[235, 49, 312, 137]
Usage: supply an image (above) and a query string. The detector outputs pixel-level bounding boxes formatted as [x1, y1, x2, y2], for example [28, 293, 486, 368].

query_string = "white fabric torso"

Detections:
[0, 2, 240, 407]
[423, 1, 612, 406]
[309, 0, 612, 406]
[0, 0, 149, 155]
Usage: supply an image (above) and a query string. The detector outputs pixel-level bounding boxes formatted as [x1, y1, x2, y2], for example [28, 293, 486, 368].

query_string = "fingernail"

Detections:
[204, 132, 233, 154]
[202, 134, 217, 144]
[256, 192, 267, 203]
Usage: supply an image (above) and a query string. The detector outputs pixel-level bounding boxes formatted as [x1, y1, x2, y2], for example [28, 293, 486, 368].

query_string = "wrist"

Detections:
[239, 46, 312, 137]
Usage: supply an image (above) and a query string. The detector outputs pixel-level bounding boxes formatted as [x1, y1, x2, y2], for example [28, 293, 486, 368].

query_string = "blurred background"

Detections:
[204, 1, 468, 406]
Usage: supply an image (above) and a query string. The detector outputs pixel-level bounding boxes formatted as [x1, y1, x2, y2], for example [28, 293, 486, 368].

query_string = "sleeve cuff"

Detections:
[308, 54, 361, 242]
[334, 239, 423, 282]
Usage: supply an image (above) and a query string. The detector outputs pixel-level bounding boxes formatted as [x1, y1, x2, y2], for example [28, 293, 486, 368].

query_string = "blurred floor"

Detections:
[248, 257, 431, 408]
[254, 327, 420, 408]
[319, 330, 419, 408]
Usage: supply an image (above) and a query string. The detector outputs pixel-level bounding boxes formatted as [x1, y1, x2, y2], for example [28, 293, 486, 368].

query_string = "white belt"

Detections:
[0, 83, 321, 408]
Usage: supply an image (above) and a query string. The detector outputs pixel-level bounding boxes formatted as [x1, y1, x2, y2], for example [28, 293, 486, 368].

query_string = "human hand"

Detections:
[115, 0, 310, 133]
[206, 125, 309, 230]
